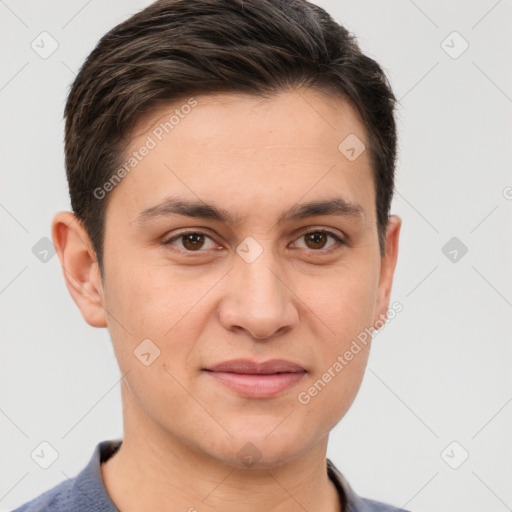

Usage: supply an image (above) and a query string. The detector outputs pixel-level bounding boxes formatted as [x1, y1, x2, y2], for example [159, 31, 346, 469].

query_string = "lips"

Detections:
[205, 359, 306, 374]
[203, 359, 306, 398]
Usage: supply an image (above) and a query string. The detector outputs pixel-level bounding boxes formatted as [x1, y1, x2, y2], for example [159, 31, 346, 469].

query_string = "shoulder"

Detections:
[326, 458, 411, 512]
[10, 478, 75, 511]
[11, 439, 121, 512]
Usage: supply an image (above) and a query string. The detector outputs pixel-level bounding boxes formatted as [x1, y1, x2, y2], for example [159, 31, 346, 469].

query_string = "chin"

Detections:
[206, 426, 315, 470]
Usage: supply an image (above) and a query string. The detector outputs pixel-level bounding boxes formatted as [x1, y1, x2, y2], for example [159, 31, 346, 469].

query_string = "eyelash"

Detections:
[163, 229, 346, 253]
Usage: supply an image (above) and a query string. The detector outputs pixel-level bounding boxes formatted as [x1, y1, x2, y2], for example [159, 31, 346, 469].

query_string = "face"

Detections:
[57, 89, 400, 468]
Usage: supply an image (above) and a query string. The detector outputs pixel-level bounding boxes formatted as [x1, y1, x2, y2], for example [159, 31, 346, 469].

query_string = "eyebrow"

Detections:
[281, 197, 364, 223]
[133, 196, 365, 226]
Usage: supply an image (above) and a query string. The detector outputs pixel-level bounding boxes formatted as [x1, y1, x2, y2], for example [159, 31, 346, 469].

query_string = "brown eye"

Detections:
[182, 233, 205, 250]
[304, 231, 328, 249]
[293, 230, 344, 251]
[165, 232, 217, 251]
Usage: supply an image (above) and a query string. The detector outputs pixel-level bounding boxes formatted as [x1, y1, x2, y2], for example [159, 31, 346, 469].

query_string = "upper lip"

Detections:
[204, 359, 306, 374]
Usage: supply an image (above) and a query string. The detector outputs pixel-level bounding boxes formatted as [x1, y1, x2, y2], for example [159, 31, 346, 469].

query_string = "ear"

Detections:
[373, 214, 401, 326]
[51, 211, 107, 328]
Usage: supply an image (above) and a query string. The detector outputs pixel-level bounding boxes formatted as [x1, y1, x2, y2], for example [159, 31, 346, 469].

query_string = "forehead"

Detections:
[133, 89, 367, 154]
[108, 89, 375, 225]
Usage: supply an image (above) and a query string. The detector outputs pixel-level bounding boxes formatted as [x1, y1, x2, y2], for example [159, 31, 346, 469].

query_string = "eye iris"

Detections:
[305, 232, 327, 249]
[183, 233, 205, 250]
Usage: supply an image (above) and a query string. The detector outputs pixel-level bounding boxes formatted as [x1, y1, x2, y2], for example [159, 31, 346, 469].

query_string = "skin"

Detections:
[52, 88, 401, 512]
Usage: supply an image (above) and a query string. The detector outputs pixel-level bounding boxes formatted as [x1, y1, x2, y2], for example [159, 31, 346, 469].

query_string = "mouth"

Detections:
[202, 359, 307, 398]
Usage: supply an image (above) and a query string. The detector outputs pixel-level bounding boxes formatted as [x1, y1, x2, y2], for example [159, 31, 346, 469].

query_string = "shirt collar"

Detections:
[327, 457, 382, 512]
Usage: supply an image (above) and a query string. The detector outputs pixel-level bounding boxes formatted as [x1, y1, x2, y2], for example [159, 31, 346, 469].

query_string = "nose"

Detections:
[218, 249, 299, 340]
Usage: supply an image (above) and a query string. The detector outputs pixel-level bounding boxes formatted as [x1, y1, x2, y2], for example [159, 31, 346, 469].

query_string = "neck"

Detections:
[101, 382, 342, 512]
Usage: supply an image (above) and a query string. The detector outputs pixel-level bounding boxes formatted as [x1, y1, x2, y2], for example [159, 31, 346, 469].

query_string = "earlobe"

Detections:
[51, 211, 107, 328]
[374, 215, 401, 326]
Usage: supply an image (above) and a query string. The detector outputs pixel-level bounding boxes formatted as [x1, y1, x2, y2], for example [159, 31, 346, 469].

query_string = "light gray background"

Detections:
[1, 1, 511, 511]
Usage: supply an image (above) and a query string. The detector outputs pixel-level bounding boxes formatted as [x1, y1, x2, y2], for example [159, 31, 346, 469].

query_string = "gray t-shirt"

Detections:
[12, 439, 409, 511]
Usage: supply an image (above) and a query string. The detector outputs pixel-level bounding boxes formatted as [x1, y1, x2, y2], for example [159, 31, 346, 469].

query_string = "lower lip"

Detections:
[204, 371, 306, 398]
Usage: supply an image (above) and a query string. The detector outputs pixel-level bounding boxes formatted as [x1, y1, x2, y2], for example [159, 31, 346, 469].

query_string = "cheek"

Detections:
[102, 259, 222, 396]
[291, 261, 377, 422]
[103, 255, 213, 338]
[302, 353, 369, 435]
[292, 323, 371, 449]
[297, 259, 379, 346]
[102, 270, 210, 431]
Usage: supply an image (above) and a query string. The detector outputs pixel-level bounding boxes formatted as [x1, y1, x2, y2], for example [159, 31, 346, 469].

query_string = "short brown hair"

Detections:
[64, 0, 397, 276]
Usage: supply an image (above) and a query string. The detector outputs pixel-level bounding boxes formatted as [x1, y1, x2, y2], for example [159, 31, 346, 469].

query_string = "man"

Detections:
[14, 0, 406, 510]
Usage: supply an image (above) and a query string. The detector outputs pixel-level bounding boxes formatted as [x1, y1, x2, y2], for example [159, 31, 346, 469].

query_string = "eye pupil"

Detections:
[183, 233, 205, 250]
[305, 232, 327, 249]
